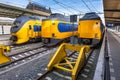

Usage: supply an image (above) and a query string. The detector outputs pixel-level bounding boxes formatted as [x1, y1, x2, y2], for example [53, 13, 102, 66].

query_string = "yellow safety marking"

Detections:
[65, 58, 74, 69]
[72, 47, 86, 80]
[67, 57, 77, 61]
[54, 64, 72, 72]
[47, 43, 90, 80]
[0, 45, 11, 64]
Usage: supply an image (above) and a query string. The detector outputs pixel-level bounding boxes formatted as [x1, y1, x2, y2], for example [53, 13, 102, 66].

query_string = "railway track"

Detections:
[8, 45, 44, 57]
[0, 43, 101, 80]
[36, 48, 95, 80]
[0, 45, 57, 73]
[10, 42, 42, 50]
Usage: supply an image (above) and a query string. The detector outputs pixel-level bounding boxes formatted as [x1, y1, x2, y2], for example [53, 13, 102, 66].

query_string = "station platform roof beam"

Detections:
[104, 0, 120, 24]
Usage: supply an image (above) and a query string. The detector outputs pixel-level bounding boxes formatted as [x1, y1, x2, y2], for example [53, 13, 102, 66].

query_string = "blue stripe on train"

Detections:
[34, 25, 41, 32]
[58, 22, 78, 32]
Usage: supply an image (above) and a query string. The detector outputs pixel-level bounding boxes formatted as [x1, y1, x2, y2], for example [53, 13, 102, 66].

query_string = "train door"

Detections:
[33, 25, 41, 37]
[33, 25, 37, 37]
[28, 25, 33, 38]
[50, 21, 57, 38]
[37, 25, 41, 36]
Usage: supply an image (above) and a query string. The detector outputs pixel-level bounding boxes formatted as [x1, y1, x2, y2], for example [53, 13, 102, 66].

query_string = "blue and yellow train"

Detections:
[41, 13, 78, 45]
[10, 12, 104, 46]
[10, 16, 42, 44]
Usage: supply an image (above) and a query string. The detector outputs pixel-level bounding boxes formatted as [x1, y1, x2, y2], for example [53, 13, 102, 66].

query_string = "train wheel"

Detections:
[35, 37, 42, 42]
[83, 39, 92, 45]
[31, 38, 36, 43]
[78, 39, 92, 45]
[42, 38, 50, 44]
[89, 39, 92, 45]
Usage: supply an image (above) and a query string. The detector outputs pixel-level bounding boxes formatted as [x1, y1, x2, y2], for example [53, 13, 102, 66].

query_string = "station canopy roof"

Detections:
[104, 0, 120, 24]
[0, 3, 51, 18]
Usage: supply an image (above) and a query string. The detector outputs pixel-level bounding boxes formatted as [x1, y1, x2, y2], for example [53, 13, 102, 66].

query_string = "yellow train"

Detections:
[41, 13, 78, 45]
[10, 16, 42, 44]
[78, 12, 105, 45]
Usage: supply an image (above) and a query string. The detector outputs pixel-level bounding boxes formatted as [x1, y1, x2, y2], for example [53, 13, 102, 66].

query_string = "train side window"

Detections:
[63, 23, 66, 27]
[96, 22, 98, 25]
[52, 23, 55, 25]
[29, 25, 32, 30]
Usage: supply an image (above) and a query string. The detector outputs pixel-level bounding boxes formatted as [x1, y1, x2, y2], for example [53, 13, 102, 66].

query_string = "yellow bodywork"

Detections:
[78, 20, 102, 40]
[11, 20, 42, 44]
[42, 20, 77, 39]
[0, 45, 11, 64]
[47, 43, 90, 80]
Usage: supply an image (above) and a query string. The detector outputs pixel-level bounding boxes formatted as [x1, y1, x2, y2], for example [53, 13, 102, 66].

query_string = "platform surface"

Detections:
[107, 30, 120, 80]
[0, 35, 11, 45]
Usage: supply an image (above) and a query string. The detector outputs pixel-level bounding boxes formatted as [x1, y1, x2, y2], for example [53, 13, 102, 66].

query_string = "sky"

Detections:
[0, 0, 104, 23]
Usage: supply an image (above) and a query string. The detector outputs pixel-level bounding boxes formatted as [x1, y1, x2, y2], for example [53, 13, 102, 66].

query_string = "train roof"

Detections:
[80, 12, 101, 20]
[43, 13, 70, 22]
[16, 16, 42, 21]
[48, 13, 65, 19]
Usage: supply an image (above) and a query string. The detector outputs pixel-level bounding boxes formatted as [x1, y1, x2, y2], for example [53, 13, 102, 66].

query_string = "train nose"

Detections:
[10, 36, 17, 41]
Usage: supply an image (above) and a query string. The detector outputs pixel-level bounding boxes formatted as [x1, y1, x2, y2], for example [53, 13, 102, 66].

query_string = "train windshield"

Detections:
[80, 12, 101, 20]
[11, 16, 42, 33]
[12, 20, 21, 28]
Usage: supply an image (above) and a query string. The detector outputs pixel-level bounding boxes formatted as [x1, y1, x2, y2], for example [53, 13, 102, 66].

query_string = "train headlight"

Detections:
[4, 46, 11, 52]
[52, 20, 55, 25]
[16, 22, 20, 26]
[10, 36, 17, 41]
[95, 33, 98, 38]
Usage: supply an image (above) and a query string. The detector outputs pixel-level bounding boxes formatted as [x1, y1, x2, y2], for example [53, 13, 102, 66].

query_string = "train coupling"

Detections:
[47, 43, 90, 80]
[0, 44, 11, 64]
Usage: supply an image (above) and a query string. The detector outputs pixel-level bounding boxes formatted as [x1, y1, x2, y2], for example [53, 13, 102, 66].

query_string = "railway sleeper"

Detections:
[47, 43, 90, 80]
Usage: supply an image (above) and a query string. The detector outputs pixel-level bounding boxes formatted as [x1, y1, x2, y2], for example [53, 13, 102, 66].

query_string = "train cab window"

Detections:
[29, 25, 32, 30]
[13, 20, 21, 28]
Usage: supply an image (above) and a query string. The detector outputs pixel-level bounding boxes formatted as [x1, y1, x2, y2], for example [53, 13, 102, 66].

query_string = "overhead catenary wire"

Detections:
[52, 0, 73, 13]
[87, 0, 99, 12]
[2, 0, 70, 15]
[59, 0, 86, 14]
[51, 0, 75, 14]
[2, 0, 103, 16]
[52, 0, 83, 13]
[29, 0, 70, 15]
[81, 0, 92, 12]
